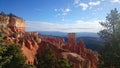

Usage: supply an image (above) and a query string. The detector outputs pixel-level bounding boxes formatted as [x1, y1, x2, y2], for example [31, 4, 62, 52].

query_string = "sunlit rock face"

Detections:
[0, 14, 39, 65]
[8, 16, 26, 32]
[38, 33, 99, 68]
[0, 14, 99, 68]
[62, 33, 99, 68]
[0, 15, 25, 33]
[39, 35, 65, 48]
[68, 33, 76, 46]
[17, 32, 40, 64]
[78, 40, 99, 68]
[21, 39, 39, 64]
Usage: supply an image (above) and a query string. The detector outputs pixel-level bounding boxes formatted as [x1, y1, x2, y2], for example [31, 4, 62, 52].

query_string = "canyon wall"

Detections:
[39, 35, 65, 48]
[8, 16, 26, 32]
[0, 14, 25, 34]
[0, 14, 99, 68]
[38, 33, 99, 68]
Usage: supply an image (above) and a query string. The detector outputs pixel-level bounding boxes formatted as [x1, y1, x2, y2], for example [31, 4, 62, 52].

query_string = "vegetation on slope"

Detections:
[0, 12, 33, 68]
[37, 44, 73, 68]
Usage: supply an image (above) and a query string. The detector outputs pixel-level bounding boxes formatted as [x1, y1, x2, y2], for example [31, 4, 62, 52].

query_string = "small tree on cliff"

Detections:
[98, 8, 120, 68]
[0, 33, 12, 68]
[2, 44, 27, 68]
[37, 43, 73, 68]
[37, 45, 57, 68]
[0, 33, 31, 68]
[0, 42, 33, 68]
[0, 43, 12, 68]
[57, 58, 73, 68]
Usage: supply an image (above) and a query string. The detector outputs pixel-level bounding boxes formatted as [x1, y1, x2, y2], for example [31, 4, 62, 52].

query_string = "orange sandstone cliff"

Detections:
[0, 14, 99, 68]
[38, 33, 99, 68]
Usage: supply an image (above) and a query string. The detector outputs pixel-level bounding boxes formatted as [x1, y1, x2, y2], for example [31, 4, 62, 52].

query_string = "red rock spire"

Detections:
[68, 33, 76, 46]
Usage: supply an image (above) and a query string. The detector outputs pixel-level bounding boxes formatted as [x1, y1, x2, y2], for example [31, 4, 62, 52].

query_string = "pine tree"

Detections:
[0, 12, 33, 68]
[0, 36, 32, 68]
[37, 43, 73, 68]
[98, 8, 120, 68]
[37, 45, 57, 68]
[3, 44, 26, 68]
[0, 43, 12, 68]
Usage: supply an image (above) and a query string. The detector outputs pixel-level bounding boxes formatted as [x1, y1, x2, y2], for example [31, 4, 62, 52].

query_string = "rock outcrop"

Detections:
[0, 14, 25, 34]
[21, 39, 39, 64]
[39, 35, 65, 48]
[0, 13, 99, 68]
[0, 14, 39, 64]
[39, 33, 99, 68]
[9, 16, 25, 32]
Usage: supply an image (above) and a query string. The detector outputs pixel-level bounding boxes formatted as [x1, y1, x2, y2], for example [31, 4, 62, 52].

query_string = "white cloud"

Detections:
[111, 0, 120, 3]
[79, 3, 88, 10]
[61, 8, 71, 15]
[89, 1, 101, 6]
[62, 8, 71, 15]
[54, 8, 71, 21]
[54, 8, 71, 14]
[74, 1, 101, 10]
[74, 0, 80, 4]
[54, 8, 71, 16]
[26, 20, 103, 33]
[65, 8, 70, 12]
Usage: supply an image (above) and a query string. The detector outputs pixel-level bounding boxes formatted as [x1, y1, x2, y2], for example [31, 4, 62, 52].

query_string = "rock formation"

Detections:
[0, 14, 25, 34]
[0, 13, 99, 68]
[8, 15, 25, 32]
[68, 33, 76, 46]
[39, 33, 99, 68]
[0, 14, 39, 64]
[39, 35, 65, 48]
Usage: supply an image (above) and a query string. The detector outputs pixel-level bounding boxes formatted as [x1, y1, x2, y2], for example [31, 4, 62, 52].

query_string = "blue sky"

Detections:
[0, 0, 120, 33]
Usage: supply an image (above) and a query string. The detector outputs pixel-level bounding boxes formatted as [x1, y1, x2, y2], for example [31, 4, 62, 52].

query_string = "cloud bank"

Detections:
[26, 20, 103, 33]
[79, 3, 88, 10]
[111, 0, 120, 3]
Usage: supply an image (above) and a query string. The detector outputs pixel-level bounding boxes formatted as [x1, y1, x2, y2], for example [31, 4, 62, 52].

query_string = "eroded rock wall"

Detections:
[0, 14, 99, 68]
[0, 15, 25, 33]
[38, 34, 99, 68]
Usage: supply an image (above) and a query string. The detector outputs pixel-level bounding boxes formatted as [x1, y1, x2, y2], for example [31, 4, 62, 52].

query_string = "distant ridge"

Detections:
[38, 31, 99, 37]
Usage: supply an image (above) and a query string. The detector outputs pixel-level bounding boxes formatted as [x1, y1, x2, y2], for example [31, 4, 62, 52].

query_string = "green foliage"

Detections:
[22, 64, 34, 68]
[0, 44, 12, 68]
[37, 44, 73, 68]
[98, 45, 120, 68]
[0, 33, 3, 41]
[57, 58, 73, 68]
[98, 8, 120, 43]
[0, 33, 32, 68]
[37, 45, 57, 68]
[0, 12, 33, 68]
[0, 33, 2, 38]
[98, 8, 120, 68]
[3, 44, 26, 68]
[0, 44, 27, 68]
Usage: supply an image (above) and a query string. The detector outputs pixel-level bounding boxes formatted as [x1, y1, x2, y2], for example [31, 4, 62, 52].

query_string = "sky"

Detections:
[0, 0, 120, 33]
